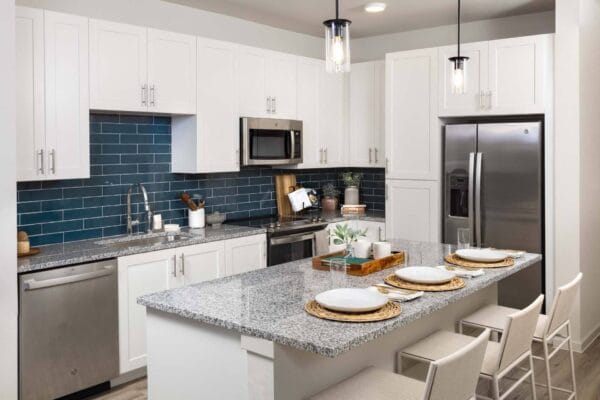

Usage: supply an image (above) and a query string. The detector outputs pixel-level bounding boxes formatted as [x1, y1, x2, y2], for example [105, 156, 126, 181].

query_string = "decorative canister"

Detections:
[344, 186, 360, 205]
[321, 196, 338, 212]
[189, 208, 205, 229]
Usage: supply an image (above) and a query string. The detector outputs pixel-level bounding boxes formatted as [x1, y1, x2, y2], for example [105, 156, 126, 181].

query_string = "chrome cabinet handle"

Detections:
[179, 254, 185, 276]
[475, 152, 483, 247]
[49, 149, 56, 174]
[385, 158, 389, 174]
[479, 90, 484, 110]
[319, 148, 323, 164]
[236, 149, 240, 166]
[141, 84, 148, 106]
[486, 91, 492, 110]
[375, 148, 379, 163]
[272, 97, 277, 114]
[266, 97, 271, 114]
[37, 149, 44, 175]
[150, 85, 155, 107]
[172, 255, 177, 277]
[369, 148, 372, 163]
[324, 148, 328, 164]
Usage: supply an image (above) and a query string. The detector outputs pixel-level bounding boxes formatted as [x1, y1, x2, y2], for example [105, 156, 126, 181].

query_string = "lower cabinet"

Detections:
[385, 180, 440, 243]
[117, 234, 266, 374]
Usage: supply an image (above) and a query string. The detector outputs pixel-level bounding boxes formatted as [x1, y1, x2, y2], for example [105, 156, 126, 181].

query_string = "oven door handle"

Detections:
[270, 232, 316, 246]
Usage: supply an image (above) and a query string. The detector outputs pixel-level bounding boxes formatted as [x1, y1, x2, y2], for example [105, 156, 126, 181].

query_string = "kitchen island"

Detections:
[138, 239, 541, 400]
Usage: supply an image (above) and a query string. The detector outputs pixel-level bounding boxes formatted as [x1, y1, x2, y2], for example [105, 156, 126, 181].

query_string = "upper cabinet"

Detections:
[349, 61, 385, 168]
[317, 68, 346, 167]
[237, 46, 297, 118]
[295, 57, 321, 168]
[89, 19, 196, 114]
[385, 48, 439, 180]
[16, 7, 89, 182]
[439, 35, 551, 116]
[172, 38, 239, 173]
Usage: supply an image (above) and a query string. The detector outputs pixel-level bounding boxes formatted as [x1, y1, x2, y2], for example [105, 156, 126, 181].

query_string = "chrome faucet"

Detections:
[126, 183, 153, 235]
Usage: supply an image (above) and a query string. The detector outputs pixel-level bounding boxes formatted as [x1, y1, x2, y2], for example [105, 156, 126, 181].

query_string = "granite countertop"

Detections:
[17, 224, 267, 274]
[138, 239, 542, 358]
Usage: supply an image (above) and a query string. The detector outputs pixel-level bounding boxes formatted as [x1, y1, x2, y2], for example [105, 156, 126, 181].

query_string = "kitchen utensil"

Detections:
[395, 266, 455, 284]
[180, 192, 198, 211]
[372, 241, 392, 259]
[206, 212, 226, 227]
[275, 174, 297, 217]
[315, 288, 388, 313]
[455, 248, 507, 263]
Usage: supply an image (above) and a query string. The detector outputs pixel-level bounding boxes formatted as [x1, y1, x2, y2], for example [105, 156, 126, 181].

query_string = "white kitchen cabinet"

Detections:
[237, 46, 297, 118]
[90, 20, 196, 114]
[438, 42, 488, 116]
[385, 180, 440, 242]
[438, 35, 551, 116]
[385, 48, 439, 180]
[147, 28, 196, 114]
[118, 248, 178, 373]
[225, 235, 267, 276]
[179, 241, 226, 286]
[89, 19, 148, 112]
[294, 57, 321, 168]
[349, 61, 384, 167]
[172, 38, 239, 173]
[16, 7, 89, 182]
[318, 68, 346, 167]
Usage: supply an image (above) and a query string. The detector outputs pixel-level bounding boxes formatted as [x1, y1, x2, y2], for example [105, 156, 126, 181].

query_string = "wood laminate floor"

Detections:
[91, 336, 600, 400]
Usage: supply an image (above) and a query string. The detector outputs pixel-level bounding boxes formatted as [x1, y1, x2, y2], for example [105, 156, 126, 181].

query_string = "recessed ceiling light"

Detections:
[364, 2, 386, 13]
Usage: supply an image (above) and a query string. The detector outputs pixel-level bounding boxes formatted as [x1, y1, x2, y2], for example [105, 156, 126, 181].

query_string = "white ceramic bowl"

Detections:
[456, 248, 507, 263]
[315, 288, 388, 313]
[395, 266, 455, 284]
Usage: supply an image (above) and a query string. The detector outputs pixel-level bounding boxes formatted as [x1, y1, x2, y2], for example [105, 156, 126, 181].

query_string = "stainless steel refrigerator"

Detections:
[443, 122, 544, 309]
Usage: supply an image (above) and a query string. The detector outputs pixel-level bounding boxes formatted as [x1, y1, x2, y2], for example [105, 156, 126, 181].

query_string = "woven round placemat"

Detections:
[384, 274, 465, 292]
[445, 253, 514, 269]
[305, 300, 401, 323]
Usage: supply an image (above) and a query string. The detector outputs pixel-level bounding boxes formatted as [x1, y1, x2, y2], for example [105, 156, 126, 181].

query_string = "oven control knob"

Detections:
[269, 223, 276, 229]
[275, 222, 281, 228]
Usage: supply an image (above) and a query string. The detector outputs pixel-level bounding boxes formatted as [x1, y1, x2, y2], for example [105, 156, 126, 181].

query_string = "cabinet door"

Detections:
[385, 180, 440, 242]
[385, 48, 439, 180]
[237, 46, 269, 117]
[295, 57, 321, 168]
[438, 42, 488, 116]
[349, 62, 376, 167]
[16, 7, 46, 181]
[488, 35, 547, 115]
[147, 28, 196, 114]
[118, 249, 177, 373]
[180, 241, 226, 286]
[44, 10, 90, 180]
[225, 235, 267, 276]
[89, 19, 147, 112]
[267, 52, 297, 119]
[318, 69, 346, 167]
[373, 61, 385, 167]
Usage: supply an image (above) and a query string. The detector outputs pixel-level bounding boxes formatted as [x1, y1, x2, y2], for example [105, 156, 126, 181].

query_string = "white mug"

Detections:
[372, 241, 392, 259]
[352, 240, 372, 258]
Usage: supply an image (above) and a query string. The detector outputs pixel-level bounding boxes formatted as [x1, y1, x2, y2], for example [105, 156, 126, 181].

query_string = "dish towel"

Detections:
[314, 229, 331, 256]
[366, 286, 423, 302]
[437, 265, 484, 278]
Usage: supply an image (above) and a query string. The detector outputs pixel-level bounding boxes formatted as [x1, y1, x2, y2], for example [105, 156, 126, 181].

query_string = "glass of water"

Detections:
[457, 228, 472, 249]
[330, 259, 347, 288]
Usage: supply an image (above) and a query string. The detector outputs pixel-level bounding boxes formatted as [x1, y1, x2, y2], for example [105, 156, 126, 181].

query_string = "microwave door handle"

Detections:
[290, 130, 295, 161]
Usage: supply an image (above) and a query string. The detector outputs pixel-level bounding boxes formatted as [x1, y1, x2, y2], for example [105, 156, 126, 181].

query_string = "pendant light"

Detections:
[449, 0, 468, 94]
[323, 0, 351, 73]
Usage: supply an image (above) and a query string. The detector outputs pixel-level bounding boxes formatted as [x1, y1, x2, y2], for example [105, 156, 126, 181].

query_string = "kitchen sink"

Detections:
[95, 233, 193, 250]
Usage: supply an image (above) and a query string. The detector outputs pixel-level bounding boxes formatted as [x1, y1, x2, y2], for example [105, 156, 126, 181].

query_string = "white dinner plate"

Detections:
[395, 266, 455, 284]
[315, 288, 388, 313]
[456, 248, 507, 263]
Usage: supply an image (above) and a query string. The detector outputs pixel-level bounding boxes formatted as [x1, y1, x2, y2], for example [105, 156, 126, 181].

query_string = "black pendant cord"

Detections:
[336, 0, 339, 20]
[457, 0, 461, 58]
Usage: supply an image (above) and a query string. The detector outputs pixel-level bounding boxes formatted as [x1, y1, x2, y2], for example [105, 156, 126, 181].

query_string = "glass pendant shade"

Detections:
[450, 57, 468, 94]
[324, 19, 351, 73]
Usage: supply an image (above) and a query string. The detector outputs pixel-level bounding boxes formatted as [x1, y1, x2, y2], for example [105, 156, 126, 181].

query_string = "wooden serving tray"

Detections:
[312, 251, 405, 276]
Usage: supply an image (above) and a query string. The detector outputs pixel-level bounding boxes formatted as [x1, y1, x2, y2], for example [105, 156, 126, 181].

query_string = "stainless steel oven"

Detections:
[269, 230, 319, 266]
[241, 117, 302, 166]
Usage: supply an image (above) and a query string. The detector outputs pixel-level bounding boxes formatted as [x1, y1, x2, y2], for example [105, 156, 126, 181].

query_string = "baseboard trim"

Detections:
[573, 322, 600, 353]
[110, 367, 146, 388]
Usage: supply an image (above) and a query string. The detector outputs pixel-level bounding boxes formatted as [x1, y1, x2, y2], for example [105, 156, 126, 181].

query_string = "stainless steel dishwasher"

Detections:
[19, 260, 119, 400]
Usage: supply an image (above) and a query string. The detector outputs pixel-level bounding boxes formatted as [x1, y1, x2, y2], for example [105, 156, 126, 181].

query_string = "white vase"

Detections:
[344, 186, 359, 205]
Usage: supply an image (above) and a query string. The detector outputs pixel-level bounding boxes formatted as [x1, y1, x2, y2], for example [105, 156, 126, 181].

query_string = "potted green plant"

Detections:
[330, 223, 368, 256]
[340, 172, 363, 205]
[321, 183, 340, 212]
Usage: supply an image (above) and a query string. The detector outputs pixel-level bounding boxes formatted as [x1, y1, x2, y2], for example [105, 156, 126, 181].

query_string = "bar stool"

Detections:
[399, 295, 544, 400]
[459, 273, 582, 400]
[309, 328, 490, 400]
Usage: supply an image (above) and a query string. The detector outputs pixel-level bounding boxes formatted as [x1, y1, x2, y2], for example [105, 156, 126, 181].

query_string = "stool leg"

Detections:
[566, 323, 578, 399]
[529, 353, 538, 400]
[543, 339, 553, 400]
[492, 376, 501, 400]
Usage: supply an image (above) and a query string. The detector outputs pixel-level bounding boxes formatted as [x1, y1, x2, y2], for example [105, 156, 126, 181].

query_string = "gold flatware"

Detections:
[374, 285, 417, 295]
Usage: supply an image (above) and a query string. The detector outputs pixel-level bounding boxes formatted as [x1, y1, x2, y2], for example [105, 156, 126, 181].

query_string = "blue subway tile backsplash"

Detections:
[17, 113, 385, 246]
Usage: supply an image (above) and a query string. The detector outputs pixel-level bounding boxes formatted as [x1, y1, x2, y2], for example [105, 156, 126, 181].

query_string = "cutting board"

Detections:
[275, 174, 297, 217]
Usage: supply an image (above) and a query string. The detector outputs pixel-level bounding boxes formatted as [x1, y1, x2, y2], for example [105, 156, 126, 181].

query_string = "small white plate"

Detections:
[456, 248, 507, 263]
[395, 266, 455, 284]
[315, 288, 388, 313]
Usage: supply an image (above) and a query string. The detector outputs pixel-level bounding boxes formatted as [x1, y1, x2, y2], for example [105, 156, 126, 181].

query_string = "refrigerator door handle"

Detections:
[475, 152, 483, 247]
[468, 152, 476, 246]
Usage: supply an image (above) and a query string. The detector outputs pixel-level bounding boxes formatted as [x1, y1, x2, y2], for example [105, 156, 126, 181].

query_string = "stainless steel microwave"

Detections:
[240, 117, 303, 166]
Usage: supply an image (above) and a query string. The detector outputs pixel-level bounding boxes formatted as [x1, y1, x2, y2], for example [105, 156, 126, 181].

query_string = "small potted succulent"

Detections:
[330, 223, 368, 256]
[321, 183, 340, 212]
[340, 172, 363, 206]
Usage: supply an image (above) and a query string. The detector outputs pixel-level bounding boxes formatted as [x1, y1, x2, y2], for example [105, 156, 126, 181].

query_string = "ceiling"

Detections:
[165, 0, 555, 38]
